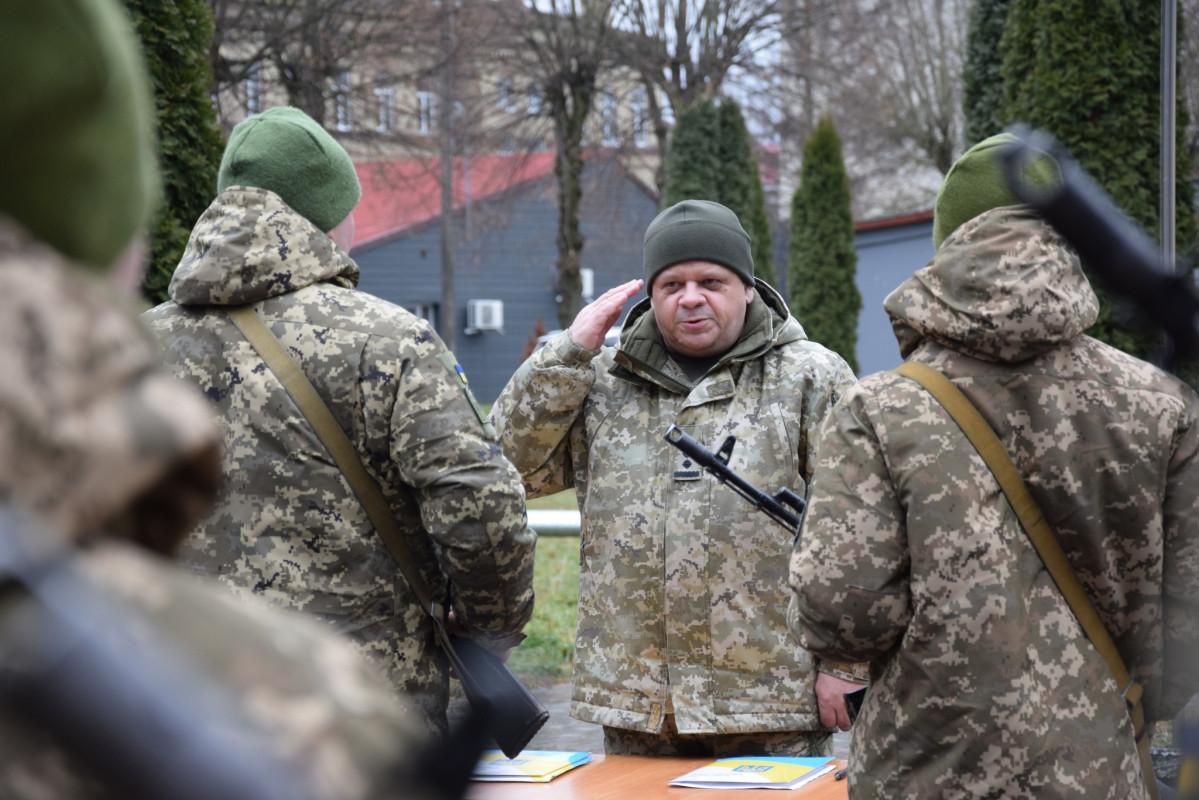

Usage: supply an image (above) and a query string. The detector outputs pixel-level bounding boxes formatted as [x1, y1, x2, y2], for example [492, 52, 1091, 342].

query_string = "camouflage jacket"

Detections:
[492, 280, 860, 735]
[789, 207, 1199, 799]
[142, 187, 536, 731]
[0, 538, 441, 800]
[0, 214, 438, 800]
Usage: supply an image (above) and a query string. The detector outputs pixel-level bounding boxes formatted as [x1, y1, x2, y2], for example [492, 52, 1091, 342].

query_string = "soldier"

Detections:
[788, 133, 1199, 798]
[491, 199, 867, 757]
[0, 1, 450, 797]
[142, 106, 536, 734]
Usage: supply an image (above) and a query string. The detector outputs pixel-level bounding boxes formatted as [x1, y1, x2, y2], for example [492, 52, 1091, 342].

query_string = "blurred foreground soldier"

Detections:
[0, 1, 446, 797]
[142, 106, 536, 734]
[789, 133, 1199, 799]
[491, 199, 866, 756]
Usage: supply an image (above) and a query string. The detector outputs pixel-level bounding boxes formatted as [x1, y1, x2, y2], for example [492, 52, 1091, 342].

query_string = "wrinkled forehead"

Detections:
[651, 260, 744, 291]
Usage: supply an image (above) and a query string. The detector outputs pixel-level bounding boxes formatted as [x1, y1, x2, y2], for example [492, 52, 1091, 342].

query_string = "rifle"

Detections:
[0, 503, 485, 800]
[663, 424, 806, 535]
[1000, 126, 1199, 360]
[0, 504, 308, 800]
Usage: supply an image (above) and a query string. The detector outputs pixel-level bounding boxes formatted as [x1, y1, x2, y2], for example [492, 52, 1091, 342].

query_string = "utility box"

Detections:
[465, 299, 504, 334]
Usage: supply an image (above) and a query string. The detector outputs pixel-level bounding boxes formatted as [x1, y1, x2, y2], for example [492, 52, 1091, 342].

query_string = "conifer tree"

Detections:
[122, 0, 225, 305]
[995, 0, 1195, 360]
[664, 97, 722, 205]
[664, 96, 777, 286]
[789, 114, 860, 373]
[962, 0, 1015, 147]
[716, 99, 775, 286]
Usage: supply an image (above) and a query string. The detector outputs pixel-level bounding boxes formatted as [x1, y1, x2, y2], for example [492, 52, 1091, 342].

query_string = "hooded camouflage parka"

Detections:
[788, 207, 1199, 799]
[492, 280, 859, 735]
[142, 187, 536, 732]
[0, 213, 440, 800]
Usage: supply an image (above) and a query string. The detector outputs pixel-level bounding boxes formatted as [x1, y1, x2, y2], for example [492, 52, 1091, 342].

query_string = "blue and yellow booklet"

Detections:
[669, 756, 835, 790]
[472, 750, 592, 783]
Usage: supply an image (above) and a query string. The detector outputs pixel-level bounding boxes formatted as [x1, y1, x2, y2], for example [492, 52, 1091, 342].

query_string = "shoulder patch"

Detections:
[437, 350, 496, 437]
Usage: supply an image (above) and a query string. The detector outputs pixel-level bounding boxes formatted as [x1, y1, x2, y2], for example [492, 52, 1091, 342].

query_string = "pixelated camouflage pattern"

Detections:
[492, 280, 862, 736]
[0, 215, 436, 800]
[0, 215, 219, 544]
[789, 207, 1199, 799]
[602, 717, 831, 758]
[142, 187, 536, 732]
[0, 541, 438, 800]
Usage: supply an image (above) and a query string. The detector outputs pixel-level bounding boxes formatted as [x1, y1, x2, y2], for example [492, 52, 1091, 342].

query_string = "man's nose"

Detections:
[678, 283, 706, 306]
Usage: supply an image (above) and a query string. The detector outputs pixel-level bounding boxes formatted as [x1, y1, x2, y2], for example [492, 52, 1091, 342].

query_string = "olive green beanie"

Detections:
[933, 132, 1061, 249]
[643, 200, 755, 288]
[0, 0, 160, 271]
[218, 107, 361, 233]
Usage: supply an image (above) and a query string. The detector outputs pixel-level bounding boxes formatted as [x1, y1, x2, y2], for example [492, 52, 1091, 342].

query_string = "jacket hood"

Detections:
[884, 206, 1099, 363]
[0, 215, 221, 549]
[168, 186, 359, 307]
[615, 278, 804, 387]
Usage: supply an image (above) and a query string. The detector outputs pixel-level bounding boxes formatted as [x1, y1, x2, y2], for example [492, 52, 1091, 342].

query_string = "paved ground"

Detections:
[451, 682, 850, 758]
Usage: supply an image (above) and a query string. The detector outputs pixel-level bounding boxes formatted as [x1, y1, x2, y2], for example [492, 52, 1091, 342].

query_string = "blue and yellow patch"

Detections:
[438, 351, 495, 436]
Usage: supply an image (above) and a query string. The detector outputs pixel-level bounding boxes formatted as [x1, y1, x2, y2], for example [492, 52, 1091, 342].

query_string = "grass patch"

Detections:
[526, 489, 578, 511]
[473, 402, 579, 685]
[508, 534, 579, 686]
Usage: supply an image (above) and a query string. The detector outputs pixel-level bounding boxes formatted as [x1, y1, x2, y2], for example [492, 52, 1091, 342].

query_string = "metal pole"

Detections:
[1162, 0, 1177, 271]
[1162, 0, 1178, 370]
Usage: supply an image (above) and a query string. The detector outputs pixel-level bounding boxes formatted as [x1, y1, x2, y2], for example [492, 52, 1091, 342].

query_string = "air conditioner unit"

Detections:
[465, 299, 504, 334]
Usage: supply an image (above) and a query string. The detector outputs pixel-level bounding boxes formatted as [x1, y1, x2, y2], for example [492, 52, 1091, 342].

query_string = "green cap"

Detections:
[218, 106, 361, 233]
[933, 132, 1061, 249]
[0, 0, 160, 271]
[643, 200, 754, 288]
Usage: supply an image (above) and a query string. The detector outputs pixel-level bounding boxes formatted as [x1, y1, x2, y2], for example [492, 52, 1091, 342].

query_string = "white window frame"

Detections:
[243, 61, 263, 115]
[631, 88, 648, 147]
[417, 90, 436, 135]
[497, 78, 516, 113]
[374, 84, 395, 133]
[334, 70, 353, 132]
[600, 91, 618, 147]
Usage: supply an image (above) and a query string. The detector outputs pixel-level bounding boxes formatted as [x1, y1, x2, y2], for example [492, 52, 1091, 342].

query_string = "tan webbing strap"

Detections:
[225, 305, 442, 618]
[895, 361, 1157, 799]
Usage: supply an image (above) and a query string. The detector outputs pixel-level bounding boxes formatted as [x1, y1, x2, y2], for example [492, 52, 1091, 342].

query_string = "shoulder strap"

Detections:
[225, 305, 441, 618]
[894, 361, 1156, 797]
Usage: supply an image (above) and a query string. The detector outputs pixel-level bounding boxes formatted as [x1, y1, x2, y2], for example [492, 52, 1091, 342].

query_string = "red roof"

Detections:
[352, 152, 557, 249]
[854, 208, 934, 232]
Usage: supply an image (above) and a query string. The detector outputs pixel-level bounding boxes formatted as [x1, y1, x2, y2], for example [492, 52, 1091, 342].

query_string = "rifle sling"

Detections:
[225, 305, 455, 647]
[894, 361, 1156, 799]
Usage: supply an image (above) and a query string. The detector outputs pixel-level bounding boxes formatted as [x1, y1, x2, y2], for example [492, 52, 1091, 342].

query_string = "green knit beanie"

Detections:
[218, 106, 361, 233]
[933, 132, 1060, 249]
[643, 200, 755, 288]
[0, 0, 160, 271]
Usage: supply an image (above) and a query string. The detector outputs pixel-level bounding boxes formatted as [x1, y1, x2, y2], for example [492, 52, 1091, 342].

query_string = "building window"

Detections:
[601, 91, 617, 147]
[527, 83, 543, 116]
[417, 90, 436, 135]
[407, 303, 438, 328]
[334, 70, 353, 131]
[243, 61, 263, 115]
[375, 84, 395, 133]
[631, 88, 648, 147]
[497, 78, 516, 113]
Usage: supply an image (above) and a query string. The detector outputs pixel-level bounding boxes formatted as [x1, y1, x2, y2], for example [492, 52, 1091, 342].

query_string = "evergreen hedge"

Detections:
[985, 0, 1196, 361]
[789, 115, 860, 374]
[664, 96, 777, 287]
[122, 0, 225, 306]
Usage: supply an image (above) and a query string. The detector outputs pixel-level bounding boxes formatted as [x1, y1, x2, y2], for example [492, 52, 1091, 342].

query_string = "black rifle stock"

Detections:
[663, 424, 806, 535]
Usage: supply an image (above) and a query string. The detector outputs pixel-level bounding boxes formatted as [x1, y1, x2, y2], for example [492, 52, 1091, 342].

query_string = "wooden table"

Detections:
[465, 755, 849, 800]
